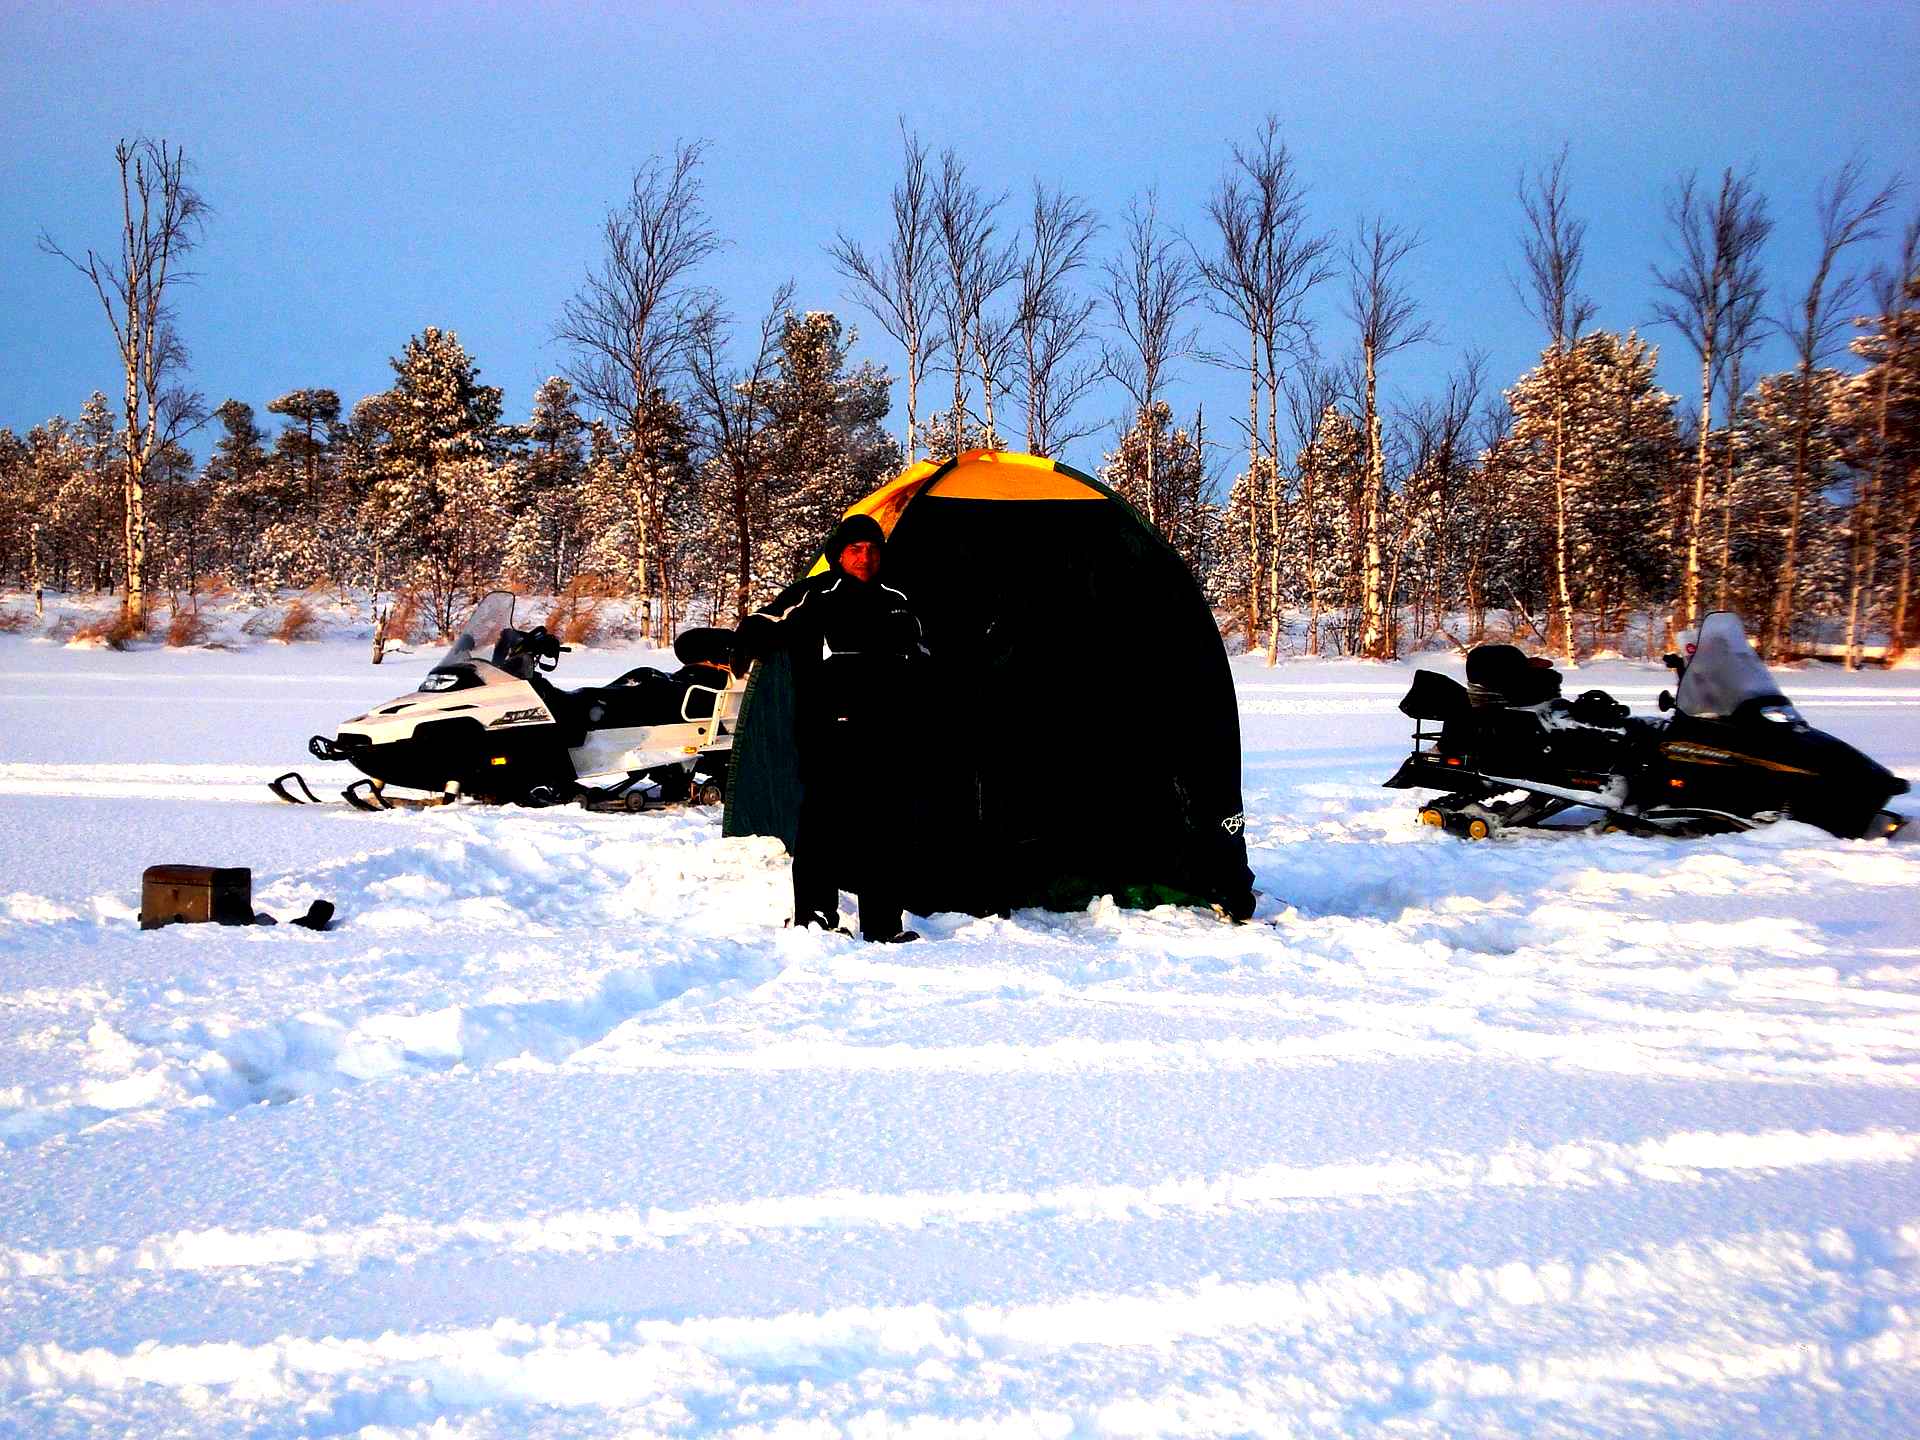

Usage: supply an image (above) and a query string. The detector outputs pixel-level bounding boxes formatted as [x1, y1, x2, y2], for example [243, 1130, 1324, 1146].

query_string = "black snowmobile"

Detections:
[1384, 611, 1909, 841]
[272, 591, 744, 811]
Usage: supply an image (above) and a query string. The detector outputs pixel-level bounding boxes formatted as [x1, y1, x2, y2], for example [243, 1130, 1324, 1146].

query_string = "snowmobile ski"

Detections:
[269, 771, 322, 805]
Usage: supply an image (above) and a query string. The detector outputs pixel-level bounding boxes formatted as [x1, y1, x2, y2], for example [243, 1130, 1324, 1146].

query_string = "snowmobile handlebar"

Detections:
[494, 625, 569, 673]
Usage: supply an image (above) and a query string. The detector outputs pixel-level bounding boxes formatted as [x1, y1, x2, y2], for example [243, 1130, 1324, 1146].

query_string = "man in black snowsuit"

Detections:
[732, 513, 929, 943]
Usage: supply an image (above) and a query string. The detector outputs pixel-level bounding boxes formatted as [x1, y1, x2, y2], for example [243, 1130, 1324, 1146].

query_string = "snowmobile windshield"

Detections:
[1675, 612, 1793, 721]
[420, 592, 517, 691]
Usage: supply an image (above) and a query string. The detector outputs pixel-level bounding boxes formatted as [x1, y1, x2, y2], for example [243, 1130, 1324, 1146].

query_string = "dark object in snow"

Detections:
[1386, 612, 1911, 841]
[280, 596, 743, 812]
[291, 899, 334, 930]
[246, 899, 336, 929]
[140, 865, 254, 929]
[725, 449, 1256, 922]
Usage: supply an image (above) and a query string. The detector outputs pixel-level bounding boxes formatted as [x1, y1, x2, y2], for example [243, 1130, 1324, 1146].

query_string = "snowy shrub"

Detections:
[274, 600, 320, 643]
[546, 574, 611, 646]
[166, 607, 209, 647]
[72, 608, 145, 650]
[385, 588, 427, 643]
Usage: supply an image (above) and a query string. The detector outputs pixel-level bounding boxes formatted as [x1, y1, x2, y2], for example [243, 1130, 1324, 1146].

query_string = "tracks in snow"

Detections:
[5, 1125, 1917, 1282]
[3, 1217, 1916, 1436]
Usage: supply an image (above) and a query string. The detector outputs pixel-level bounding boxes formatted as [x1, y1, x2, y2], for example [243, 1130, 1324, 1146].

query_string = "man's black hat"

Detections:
[825, 513, 885, 568]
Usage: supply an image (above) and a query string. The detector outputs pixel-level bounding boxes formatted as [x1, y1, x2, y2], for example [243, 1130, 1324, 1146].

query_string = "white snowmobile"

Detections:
[272, 591, 744, 811]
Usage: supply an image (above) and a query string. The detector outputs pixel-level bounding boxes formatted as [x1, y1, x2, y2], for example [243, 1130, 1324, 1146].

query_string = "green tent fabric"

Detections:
[724, 450, 1255, 920]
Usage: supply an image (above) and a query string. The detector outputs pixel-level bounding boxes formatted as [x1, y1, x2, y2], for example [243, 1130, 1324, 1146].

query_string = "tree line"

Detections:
[6, 130, 1917, 665]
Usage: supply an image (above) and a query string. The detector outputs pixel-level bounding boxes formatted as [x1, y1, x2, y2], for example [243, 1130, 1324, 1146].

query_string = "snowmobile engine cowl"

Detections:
[140, 865, 253, 929]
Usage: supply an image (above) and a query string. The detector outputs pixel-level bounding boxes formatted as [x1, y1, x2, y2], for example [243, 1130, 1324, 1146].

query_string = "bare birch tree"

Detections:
[556, 141, 722, 640]
[1513, 146, 1596, 664]
[1345, 218, 1433, 658]
[1198, 118, 1333, 649]
[930, 151, 1015, 453]
[686, 282, 793, 625]
[1767, 158, 1897, 659]
[1199, 164, 1268, 643]
[1013, 181, 1102, 457]
[1651, 166, 1771, 631]
[1103, 189, 1202, 530]
[829, 123, 942, 461]
[41, 138, 208, 624]
[1714, 287, 1766, 610]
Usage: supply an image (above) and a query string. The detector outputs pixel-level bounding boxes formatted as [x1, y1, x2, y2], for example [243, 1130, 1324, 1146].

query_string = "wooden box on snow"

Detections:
[140, 865, 253, 929]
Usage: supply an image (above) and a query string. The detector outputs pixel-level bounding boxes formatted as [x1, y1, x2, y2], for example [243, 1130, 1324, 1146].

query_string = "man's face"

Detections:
[840, 539, 880, 583]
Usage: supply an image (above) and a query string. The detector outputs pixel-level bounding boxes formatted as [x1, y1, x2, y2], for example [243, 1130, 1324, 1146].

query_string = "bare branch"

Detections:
[555, 140, 724, 434]
[828, 121, 944, 457]
[1344, 217, 1434, 362]
[1649, 165, 1771, 380]
[1013, 179, 1102, 455]
[1777, 155, 1900, 369]
[1515, 144, 1597, 348]
[1101, 187, 1203, 414]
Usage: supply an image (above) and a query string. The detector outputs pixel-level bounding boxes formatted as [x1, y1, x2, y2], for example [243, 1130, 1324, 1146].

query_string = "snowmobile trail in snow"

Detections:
[0, 762, 311, 802]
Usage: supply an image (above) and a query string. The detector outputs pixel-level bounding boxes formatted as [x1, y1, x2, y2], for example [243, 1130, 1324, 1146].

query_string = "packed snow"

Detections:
[2, 615, 1919, 1437]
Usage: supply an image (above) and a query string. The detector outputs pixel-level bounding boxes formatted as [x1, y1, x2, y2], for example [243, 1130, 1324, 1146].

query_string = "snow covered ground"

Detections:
[2, 624, 1919, 1437]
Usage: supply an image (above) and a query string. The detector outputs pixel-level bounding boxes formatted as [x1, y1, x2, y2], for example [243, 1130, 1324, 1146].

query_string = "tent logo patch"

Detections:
[1221, 812, 1245, 835]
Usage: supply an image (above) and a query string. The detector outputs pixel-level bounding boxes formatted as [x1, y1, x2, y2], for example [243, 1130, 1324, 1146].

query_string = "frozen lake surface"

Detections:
[2, 630, 1918, 1437]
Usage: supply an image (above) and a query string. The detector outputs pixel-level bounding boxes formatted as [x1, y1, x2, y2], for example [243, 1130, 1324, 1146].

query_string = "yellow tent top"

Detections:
[807, 450, 1101, 576]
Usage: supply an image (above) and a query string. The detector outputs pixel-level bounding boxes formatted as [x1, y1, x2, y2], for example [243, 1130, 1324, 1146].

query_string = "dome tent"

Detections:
[723, 449, 1255, 921]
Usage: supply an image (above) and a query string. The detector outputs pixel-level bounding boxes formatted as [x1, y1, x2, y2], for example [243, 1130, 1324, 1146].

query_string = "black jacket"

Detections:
[736, 568, 929, 750]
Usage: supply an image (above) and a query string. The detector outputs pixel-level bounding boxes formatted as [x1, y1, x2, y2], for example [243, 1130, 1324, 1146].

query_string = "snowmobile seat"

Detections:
[574, 659, 733, 729]
[1465, 644, 1562, 707]
[580, 667, 686, 730]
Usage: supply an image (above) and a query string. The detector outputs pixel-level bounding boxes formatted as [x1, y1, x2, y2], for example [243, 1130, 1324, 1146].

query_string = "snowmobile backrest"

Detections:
[671, 663, 735, 720]
[674, 627, 735, 668]
[1400, 669, 1470, 722]
[1464, 644, 1562, 707]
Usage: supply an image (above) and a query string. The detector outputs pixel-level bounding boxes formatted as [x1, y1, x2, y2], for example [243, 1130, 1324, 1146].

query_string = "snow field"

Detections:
[1, 636, 1918, 1435]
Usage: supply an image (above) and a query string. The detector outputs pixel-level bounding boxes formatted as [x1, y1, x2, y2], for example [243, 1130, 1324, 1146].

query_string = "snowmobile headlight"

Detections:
[419, 671, 461, 692]
[1759, 704, 1802, 725]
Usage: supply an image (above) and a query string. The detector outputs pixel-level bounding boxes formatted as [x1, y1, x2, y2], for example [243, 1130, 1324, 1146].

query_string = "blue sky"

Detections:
[3, 1, 1916, 478]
